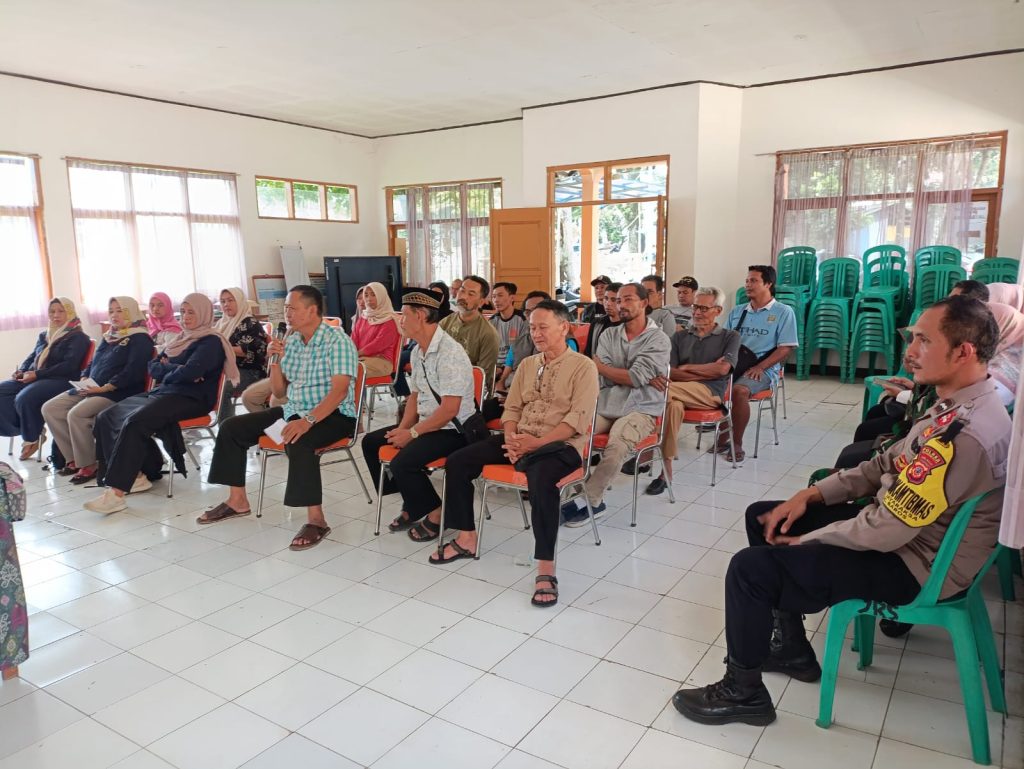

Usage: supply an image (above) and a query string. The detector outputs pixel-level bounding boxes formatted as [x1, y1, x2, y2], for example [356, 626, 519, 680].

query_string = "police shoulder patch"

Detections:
[883, 437, 953, 528]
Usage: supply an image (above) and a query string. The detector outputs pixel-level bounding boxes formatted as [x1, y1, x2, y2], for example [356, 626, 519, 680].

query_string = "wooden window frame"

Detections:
[0, 151, 52, 309]
[255, 175, 359, 223]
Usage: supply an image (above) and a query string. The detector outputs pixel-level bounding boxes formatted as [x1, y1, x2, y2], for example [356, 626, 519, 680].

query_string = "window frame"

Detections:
[0, 151, 52, 326]
[255, 175, 359, 223]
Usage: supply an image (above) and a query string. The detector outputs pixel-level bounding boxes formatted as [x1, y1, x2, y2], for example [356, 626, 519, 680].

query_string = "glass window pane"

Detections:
[74, 217, 136, 304]
[132, 171, 186, 213]
[593, 201, 659, 280]
[136, 214, 193, 301]
[783, 154, 843, 199]
[256, 179, 289, 217]
[191, 221, 244, 297]
[470, 223, 490, 279]
[466, 186, 492, 218]
[326, 185, 353, 221]
[971, 146, 1001, 189]
[554, 206, 581, 291]
[391, 189, 408, 222]
[964, 200, 989, 268]
[848, 152, 918, 195]
[187, 176, 237, 216]
[69, 166, 129, 211]
[609, 161, 667, 199]
[428, 185, 461, 220]
[553, 167, 604, 203]
[0, 214, 49, 324]
[293, 182, 322, 220]
[845, 199, 913, 256]
[782, 208, 837, 260]
[0, 155, 36, 207]
[429, 221, 462, 285]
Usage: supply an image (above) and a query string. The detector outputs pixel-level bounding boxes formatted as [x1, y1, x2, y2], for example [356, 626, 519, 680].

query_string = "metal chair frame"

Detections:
[690, 376, 738, 486]
[751, 376, 780, 459]
[365, 334, 406, 424]
[166, 371, 227, 497]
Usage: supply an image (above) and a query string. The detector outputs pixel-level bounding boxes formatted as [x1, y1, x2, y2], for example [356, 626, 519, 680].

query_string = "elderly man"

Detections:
[583, 282, 622, 358]
[646, 286, 740, 495]
[489, 281, 527, 370]
[437, 300, 599, 607]
[440, 275, 500, 394]
[641, 274, 678, 337]
[483, 290, 550, 421]
[199, 285, 357, 551]
[673, 296, 1010, 726]
[669, 275, 699, 329]
[581, 275, 611, 324]
[362, 288, 477, 542]
[562, 282, 670, 525]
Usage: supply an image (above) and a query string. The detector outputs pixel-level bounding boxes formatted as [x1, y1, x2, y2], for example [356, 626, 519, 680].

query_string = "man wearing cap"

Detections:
[669, 276, 699, 329]
[641, 274, 679, 338]
[581, 275, 612, 324]
[583, 282, 622, 358]
[440, 275, 500, 394]
[362, 288, 477, 543]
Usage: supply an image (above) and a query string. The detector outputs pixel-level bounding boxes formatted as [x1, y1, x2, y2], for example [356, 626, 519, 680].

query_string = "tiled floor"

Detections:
[2, 376, 1021, 769]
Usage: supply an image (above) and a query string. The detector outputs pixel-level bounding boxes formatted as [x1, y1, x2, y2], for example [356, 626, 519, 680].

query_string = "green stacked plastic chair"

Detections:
[800, 257, 859, 381]
[971, 257, 1020, 285]
[914, 245, 962, 271]
[861, 244, 910, 324]
[817, 491, 1008, 765]
[913, 264, 966, 314]
[776, 246, 817, 295]
[848, 296, 896, 378]
[735, 286, 748, 306]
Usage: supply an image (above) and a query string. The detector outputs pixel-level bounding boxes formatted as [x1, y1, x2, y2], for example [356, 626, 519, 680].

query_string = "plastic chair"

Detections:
[323, 316, 343, 327]
[688, 376, 737, 486]
[254, 363, 372, 515]
[913, 264, 966, 312]
[801, 258, 860, 381]
[914, 245, 962, 271]
[861, 245, 909, 323]
[735, 287, 748, 307]
[971, 257, 1020, 285]
[750, 378, 779, 459]
[365, 334, 405, 424]
[776, 246, 817, 296]
[816, 491, 1007, 765]
[166, 371, 226, 498]
[572, 323, 591, 354]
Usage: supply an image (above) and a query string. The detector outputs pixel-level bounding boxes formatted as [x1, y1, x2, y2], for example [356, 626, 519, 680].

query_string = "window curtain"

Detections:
[405, 187, 427, 286]
[1000, 243, 1024, 550]
[918, 138, 977, 261]
[772, 150, 844, 261]
[0, 155, 50, 331]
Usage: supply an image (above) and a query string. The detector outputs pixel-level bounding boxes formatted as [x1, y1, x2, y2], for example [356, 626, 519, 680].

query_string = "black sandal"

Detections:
[531, 575, 559, 607]
[429, 539, 475, 564]
[196, 501, 252, 525]
[408, 517, 440, 542]
[388, 511, 415, 532]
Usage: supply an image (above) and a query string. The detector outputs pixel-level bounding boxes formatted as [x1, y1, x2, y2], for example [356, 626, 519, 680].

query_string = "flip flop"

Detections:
[408, 517, 440, 542]
[196, 502, 252, 525]
[290, 523, 331, 551]
[388, 512, 416, 532]
[531, 575, 559, 607]
[429, 539, 476, 564]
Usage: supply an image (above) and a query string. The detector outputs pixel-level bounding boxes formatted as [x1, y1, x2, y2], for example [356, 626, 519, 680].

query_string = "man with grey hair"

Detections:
[646, 286, 740, 495]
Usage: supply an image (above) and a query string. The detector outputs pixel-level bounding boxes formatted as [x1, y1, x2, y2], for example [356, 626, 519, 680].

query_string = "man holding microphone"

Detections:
[198, 285, 359, 551]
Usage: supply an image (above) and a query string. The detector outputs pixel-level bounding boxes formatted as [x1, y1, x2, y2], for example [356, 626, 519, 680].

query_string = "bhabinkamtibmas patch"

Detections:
[884, 437, 954, 527]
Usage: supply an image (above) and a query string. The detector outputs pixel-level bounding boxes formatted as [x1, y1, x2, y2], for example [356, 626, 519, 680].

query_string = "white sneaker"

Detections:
[129, 475, 153, 494]
[84, 489, 127, 515]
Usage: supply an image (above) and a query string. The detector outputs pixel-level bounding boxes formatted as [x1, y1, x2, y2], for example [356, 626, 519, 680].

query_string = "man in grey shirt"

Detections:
[562, 282, 670, 526]
[646, 286, 740, 495]
[642, 275, 678, 338]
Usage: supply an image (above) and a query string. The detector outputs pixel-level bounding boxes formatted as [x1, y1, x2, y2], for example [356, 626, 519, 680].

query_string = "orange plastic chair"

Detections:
[165, 371, 226, 497]
[687, 376, 737, 485]
[323, 316, 343, 327]
[365, 334, 406, 424]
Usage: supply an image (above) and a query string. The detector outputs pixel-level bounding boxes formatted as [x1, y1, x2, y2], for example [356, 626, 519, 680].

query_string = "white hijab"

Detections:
[213, 287, 254, 340]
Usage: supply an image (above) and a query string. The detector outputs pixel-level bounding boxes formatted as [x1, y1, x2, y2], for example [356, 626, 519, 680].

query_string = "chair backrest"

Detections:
[579, 405, 598, 464]
[323, 316, 343, 327]
[817, 257, 861, 298]
[735, 287, 748, 306]
[79, 339, 97, 373]
[471, 366, 485, 407]
[572, 323, 591, 353]
[913, 264, 967, 310]
[208, 371, 228, 421]
[972, 257, 1020, 285]
[914, 245, 962, 271]
[777, 247, 817, 290]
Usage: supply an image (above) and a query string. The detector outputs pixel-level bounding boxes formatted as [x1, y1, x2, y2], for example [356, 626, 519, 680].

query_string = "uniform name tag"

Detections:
[884, 437, 954, 528]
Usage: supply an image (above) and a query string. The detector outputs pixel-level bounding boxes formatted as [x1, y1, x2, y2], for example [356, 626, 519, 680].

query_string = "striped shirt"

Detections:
[280, 322, 358, 419]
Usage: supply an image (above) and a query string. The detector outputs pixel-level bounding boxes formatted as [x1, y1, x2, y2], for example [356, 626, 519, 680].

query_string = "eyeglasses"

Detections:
[692, 305, 718, 313]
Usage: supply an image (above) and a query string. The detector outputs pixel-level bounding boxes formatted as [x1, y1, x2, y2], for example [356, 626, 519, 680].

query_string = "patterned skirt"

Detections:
[0, 517, 28, 670]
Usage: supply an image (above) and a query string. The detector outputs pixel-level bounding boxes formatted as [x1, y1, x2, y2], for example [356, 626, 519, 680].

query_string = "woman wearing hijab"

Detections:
[988, 301, 1024, 406]
[987, 282, 1024, 313]
[214, 287, 267, 421]
[41, 297, 155, 484]
[351, 282, 401, 378]
[146, 292, 183, 348]
[428, 281, 453, 321]
[0, 297, 91, 461]
[84, 293, 237, 514]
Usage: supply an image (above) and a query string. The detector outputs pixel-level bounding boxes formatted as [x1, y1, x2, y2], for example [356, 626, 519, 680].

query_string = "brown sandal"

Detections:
[196, 502, 251, 525]
[290, 523, 331, 551]
[429, 539, 475, 564]
[531, 575, 559, 607]
[408, 518, 440, 542]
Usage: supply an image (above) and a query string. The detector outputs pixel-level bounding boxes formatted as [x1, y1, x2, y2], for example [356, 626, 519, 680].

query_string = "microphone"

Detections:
[269, 322, 287, 366]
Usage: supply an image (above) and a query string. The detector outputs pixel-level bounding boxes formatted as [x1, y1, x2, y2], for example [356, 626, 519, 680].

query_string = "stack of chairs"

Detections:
[800, 257, 860, 382]
[971, 256, 1020, 285]
[848, 246, 908, 380]
[774, 246, 817, 376]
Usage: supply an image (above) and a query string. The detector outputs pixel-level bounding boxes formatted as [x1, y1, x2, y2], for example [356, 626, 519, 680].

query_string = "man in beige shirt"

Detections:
[673, 295, 1010, 728]
[436, 300, 599, 607]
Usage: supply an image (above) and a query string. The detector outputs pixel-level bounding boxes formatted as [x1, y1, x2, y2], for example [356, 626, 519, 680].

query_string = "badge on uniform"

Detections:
[935, 409, 958, 427]
[767, 315, 777, 323]
[884, 437, 954, 528]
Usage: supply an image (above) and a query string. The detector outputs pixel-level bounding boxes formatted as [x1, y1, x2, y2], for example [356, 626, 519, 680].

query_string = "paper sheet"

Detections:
[263, 418, 288, 444]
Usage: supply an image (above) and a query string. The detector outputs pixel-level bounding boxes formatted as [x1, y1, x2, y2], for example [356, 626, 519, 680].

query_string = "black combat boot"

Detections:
[672, 661, 776, 726]
[762, 610, 821, 682]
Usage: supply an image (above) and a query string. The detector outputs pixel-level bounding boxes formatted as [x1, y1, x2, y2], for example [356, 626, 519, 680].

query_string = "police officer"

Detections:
[672, 295, 1011, 727]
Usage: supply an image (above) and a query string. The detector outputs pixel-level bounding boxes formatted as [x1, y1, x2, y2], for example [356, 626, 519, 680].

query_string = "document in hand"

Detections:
[70, 378, 99, 391]
[263, 418, 288, 444]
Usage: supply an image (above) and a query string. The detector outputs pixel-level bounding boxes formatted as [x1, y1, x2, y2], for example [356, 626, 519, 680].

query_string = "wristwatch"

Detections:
[304, 414, 316, 426]
[409, 427, 419, 439]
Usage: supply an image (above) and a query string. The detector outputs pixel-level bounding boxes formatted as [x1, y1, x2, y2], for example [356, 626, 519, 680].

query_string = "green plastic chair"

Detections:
[777, 247, 818, 296]
[971, 257, 1020, 286]
[816, 491, 1008, 765]
[735, 287, 748, 306]
[913, 264, 967, 312]
[914, 245, 962, 271]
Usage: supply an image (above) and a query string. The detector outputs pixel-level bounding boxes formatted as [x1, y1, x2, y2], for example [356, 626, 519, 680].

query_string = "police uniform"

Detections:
[727, 377, 1010, 670]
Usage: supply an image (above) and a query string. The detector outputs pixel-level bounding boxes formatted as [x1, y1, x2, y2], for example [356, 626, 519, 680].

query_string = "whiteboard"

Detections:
[280, 244, 309, 290]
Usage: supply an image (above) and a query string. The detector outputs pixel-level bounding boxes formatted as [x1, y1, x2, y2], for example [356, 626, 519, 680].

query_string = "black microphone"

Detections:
[269, 322, 287, 366]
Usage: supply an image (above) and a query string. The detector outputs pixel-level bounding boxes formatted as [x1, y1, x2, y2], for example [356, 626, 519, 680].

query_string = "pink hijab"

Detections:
[987, 282, 1024, 312]
[147, 292, 183, 336]
[989, 302, 1024, 355]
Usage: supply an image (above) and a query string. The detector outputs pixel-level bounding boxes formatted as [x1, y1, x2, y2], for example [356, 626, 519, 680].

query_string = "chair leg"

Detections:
[630, 450, 641, 527]
[583, 489, 601, 546]
[255, 451, 269, 517]
[816, 602, 858, 729]
[436, 473, 448, 560]
[7, 436, 12, 455]
[856, 614, 876, 669]
[185, 443, 201, 471]
[781, 380, 788, 419]
[710, 424, 720, 486]
[947, 612, 993, 765]
[517, 491, 530, 530]
[770, 394, 779, 446]
[653, 447, 675, 503]
[727, 417, 737, 469]
[997, 546, 1018, 601]
[968, 593, 1007, 714]
[374, 462, 389, 536]
[167, 462, 174, 498]
[347, 449, 374, 505]
[475, 482, 489, 559]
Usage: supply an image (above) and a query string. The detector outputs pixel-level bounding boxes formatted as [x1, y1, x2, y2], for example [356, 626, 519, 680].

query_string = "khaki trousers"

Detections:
[662, 381, 721, 461]
[240, 377, 287, 413]
[41, 391, 115, 467]
[585, 412, 656, 506]
[360, 356, 394, 378]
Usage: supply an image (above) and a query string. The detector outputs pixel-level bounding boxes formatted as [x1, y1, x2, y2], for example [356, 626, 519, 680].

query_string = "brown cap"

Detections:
[672, 276, 699, 290]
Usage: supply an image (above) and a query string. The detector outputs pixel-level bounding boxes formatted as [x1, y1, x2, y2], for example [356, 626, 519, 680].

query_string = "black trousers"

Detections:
[835, 439, 875, 469]
[207, 408, 355, 507]
[95, 393, 211, 492]
[854, 404, 899, 443]
[360, 424, 467, 519]
[727, 500, 920, 668]
[481, 397, 503, 422]
[443, 433, 581, 561]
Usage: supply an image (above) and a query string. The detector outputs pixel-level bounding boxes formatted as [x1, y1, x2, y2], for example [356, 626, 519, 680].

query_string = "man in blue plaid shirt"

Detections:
[200, 285, 358, 550]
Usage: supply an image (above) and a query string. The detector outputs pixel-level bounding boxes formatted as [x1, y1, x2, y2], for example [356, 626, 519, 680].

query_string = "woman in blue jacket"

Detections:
[84, 293, 238, 515]
[0, 298, 91, 461]
[42, 297, 155, 484]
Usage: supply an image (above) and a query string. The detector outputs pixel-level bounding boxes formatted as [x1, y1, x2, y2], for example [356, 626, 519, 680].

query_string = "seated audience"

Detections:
[429, 281, 454, 320]
[448, 278, 463, 311]
[85, 293, 235, 514]
[641, 274, 678, 337]
[646, 286, 739, 494]
[669, 275, 699, 329]
[720, 265, 799, 462]
[987, 301, 1024, 405]
[987, 281, 1024, 312]
[484, 291, 550, 420]
[146, 291, 183, 349]
[438, 300, 599, 605]
[42, 297, 154, 484]
[580, 275, 611, 324]
[351, 282, 402, 378]
[214, 287, 267, 421]
[673, 296, 1010, 727]
[362, 288, 476, 541]
[562, 283, 670, 525]
[951, 279, 989, 302]
[0, 298, 90, 461]
[583, 282, 622, 357]
[198, 285, 357, 550]
[489, 282, 527, 370]
[440, 275, 500, 393]
[393, 281, 452, 400]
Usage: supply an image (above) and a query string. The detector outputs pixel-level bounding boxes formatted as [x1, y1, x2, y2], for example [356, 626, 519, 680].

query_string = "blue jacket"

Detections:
[148, 336, 226, 411]
[78, 334, 155, 403]
[20, 330, 91, 381]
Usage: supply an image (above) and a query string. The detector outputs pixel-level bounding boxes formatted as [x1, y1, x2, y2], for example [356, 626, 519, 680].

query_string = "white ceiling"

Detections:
[2, 0, 1022, 137]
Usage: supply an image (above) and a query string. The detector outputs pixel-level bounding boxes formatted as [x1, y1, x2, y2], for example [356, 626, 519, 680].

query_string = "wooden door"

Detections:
[490, 207, 551, 297]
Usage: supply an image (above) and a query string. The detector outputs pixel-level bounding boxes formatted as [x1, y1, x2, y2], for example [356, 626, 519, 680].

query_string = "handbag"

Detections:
[423, 368, 490, 444]
[732, 308, 776, 379]
[513, 440, 571, 472]
[0, 462, 26, 523]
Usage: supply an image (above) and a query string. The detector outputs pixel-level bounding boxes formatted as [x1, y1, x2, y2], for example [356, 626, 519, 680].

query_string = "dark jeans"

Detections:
[393, 346, 414, 397]
[481, 397, 503, 422]
[361, 424, 467, 519]
[835, 440, 874, 469]
[728, 500, 920, 668]
[854, 404, 899, 443]
[0, 378, 70, 441]
[443, 433, 581, 561]
[207, 408, 355, 507]
[95, 392, 209, 492]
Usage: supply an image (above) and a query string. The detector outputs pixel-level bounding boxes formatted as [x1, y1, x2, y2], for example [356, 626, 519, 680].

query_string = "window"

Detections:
[68, 158, 245, 318]
[386, 179, 502, 286]
[0, 153, 50, 329]
[547, 156, 669, 295]
[772, 133, 1005, 270]
[255, 176, 358, 222]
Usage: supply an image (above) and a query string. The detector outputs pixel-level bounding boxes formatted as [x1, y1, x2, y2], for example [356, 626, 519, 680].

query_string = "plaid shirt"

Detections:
[280, 322, 357, 419]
